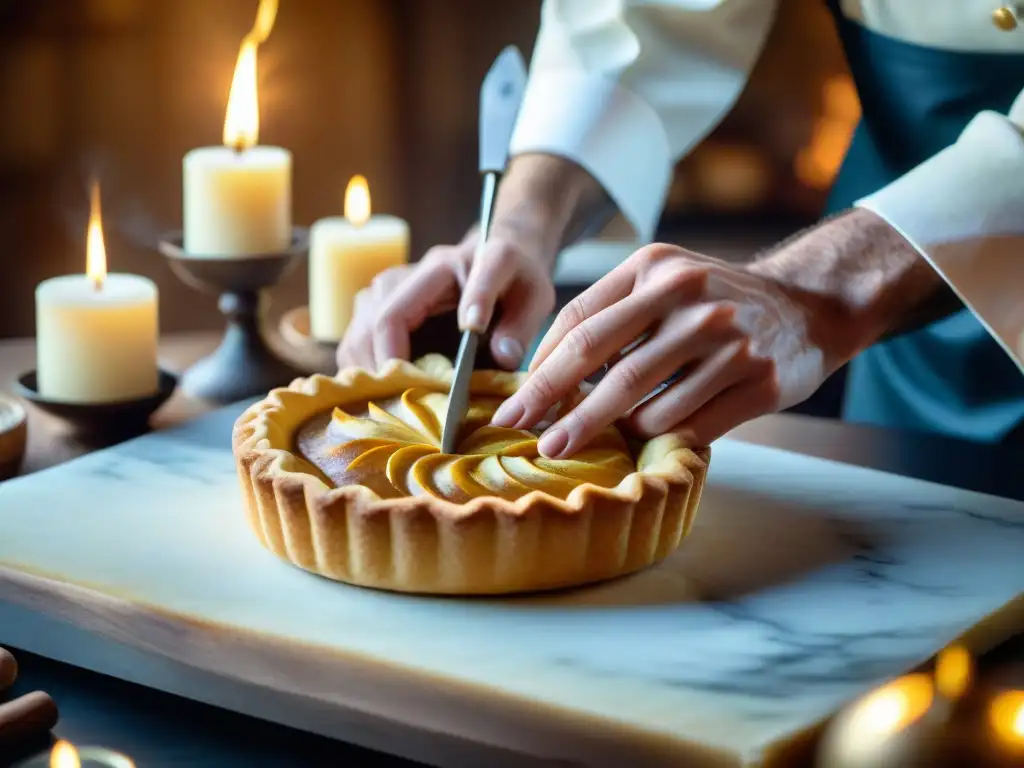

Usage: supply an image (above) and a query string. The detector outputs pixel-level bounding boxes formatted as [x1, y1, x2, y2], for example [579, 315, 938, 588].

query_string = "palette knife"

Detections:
[439, 46, 528, 454]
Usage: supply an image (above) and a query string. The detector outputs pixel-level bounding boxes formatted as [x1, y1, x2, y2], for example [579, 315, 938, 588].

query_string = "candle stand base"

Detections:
[14, 369, 178, 436]
[158, 230, 308, 404]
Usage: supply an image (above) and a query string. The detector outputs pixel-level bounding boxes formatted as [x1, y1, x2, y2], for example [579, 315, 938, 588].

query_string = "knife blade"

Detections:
[440, 46, 528, 455]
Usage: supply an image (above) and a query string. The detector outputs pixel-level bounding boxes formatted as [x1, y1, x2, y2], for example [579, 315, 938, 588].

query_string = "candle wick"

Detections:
[91, 276, 103, 292]
[231, 139, 246, 155]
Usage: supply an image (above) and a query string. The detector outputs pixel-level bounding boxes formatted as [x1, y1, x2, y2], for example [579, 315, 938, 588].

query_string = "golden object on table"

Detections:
[0, 394, 27, 481]
[232, 354, 710, 595]
[817, 673, 939, 767]
[50, 741, 78, 768]
[992, 6, 1019, 31]
[36, 740, 136, 768]
[816, 645, 979, 767]
[935, 643, 972, 700]
[988, 690, 1024, 755]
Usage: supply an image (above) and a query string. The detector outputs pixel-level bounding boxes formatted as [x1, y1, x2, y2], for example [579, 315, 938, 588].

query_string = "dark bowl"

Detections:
[14, 369, 179, 435]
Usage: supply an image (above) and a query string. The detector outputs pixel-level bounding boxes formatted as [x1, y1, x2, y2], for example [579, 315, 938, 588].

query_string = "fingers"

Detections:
[531, 315, 731, 458]
[336, 287, 377, 370]
[661, 376, 779, 447]
[458, 241, 521, 333]
[527, 267, 635, 373]
[369, 248, 462, 368]
[337, 246, 465, 372]
[627, 340, 765, 438]
[527, 242, 698, 373]
[339, 231, 558, 373]
[488, 269, 555, 370]
[492, 288, 673, 430]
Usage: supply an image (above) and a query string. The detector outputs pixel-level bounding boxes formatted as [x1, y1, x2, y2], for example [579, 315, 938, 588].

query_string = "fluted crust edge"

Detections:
[231, 356, 710, 595]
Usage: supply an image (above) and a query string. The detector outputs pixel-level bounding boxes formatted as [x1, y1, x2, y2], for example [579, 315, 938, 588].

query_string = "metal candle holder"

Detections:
[158, 229, 308, 404]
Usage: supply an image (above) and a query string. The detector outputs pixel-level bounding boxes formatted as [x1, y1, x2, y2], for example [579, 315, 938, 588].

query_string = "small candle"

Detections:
[308, 175, 410, 342]
[35, 183, 158, 403]
[817, 645, 977, 768]
[988, 689, 1024, 761]
[182, 0, 291, 256]
[19, 739, 136, 768]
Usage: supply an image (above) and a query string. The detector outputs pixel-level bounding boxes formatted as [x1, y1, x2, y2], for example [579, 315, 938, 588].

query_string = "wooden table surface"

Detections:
[2, 331, 1023, 768]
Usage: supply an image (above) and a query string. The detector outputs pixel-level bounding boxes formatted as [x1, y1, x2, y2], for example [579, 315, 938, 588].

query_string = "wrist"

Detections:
[748, 208, 944, 365]
[488, 153, 610, 270]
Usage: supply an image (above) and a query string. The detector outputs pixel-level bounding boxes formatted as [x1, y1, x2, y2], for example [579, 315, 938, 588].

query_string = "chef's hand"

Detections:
[336, 154, 610, 372]
[492, 207, 937, 457]
[336, 226, 555, 372]
[491, 244, 840, 457]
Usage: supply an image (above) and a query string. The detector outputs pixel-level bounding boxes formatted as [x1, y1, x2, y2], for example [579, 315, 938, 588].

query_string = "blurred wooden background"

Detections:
[0, 0, 857, 338]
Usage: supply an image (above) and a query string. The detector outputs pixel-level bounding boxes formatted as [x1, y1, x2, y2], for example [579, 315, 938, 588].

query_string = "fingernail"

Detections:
[538, 427, 569, 458]
[462, 304, 486, 333]
[495, 336, 524, 365]
[492, 399, 524, 427]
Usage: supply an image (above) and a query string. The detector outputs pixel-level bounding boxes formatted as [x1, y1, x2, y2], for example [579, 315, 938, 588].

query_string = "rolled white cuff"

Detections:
[856, 111, 1024, 371]
[856, 112, 1024, 244]
[509, 70, 673, 243]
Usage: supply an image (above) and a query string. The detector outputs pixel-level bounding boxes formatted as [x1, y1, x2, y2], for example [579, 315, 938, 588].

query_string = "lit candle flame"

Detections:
[51, 740, 81, 768]
[86, 181, 107, 290]
[935, 644, 972, 700]
[344, 175, 371, 227]
[222, 0, 278, 151]
[250, 0, 278, 43]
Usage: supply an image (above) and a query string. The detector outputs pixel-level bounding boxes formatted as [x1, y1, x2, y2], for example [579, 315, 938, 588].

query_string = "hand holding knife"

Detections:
[440, 46, 528, 454]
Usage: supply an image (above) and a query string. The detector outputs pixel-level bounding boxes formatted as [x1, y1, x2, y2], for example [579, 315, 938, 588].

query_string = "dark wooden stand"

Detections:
[158, 230, 309, 404]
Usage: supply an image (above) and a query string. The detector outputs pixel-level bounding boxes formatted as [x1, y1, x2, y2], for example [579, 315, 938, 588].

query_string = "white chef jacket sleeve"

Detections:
[509, 0, 778, 242]
[856, 87, 1024, 372]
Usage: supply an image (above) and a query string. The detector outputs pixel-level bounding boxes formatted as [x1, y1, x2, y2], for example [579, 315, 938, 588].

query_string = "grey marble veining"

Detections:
[0, 402, 1022, 766]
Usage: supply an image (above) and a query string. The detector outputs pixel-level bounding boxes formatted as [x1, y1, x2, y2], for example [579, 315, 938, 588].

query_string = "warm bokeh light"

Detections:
[86, 180, 107, 289]
[935, 645, 972, 700]
[344, 175, 371, 226]
[50, 740, 80, 768]
[847, 674, 935, 737]
[794, 74, 860, 190]
[989, 690, 1024, 751]
[222, 0, 278, 150]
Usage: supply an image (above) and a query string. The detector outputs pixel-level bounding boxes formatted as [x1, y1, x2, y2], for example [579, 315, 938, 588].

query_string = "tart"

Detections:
[232, 355, 710, 595]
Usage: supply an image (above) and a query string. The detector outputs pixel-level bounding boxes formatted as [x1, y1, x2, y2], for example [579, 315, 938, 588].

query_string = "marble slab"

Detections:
[0, 402, 1023, 768]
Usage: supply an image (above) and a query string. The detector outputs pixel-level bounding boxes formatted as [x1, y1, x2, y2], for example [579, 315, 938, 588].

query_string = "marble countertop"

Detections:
[0, 402, 1023, 767]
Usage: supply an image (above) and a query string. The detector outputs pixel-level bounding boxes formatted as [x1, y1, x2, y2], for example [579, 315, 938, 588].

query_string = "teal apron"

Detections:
[826, 1, 1024, 443]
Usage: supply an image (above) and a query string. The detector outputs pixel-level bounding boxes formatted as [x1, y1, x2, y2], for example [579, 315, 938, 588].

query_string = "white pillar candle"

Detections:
[36, 276, 158, 403]
[35, 183, 159, 403]
[182, 11, 291, 257]
[309, 175, 409, 342]
[183, 146, 291, 256]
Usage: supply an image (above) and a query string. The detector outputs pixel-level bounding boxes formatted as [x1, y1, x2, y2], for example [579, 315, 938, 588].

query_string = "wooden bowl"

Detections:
[0, 394, 27, 481]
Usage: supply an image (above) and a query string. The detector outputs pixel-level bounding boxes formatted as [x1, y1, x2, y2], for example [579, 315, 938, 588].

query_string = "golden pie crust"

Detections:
[232, 355, 710, 595]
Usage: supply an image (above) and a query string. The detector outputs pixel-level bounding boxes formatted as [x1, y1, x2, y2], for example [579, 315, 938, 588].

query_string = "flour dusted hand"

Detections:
[492, 244, 833, 456]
